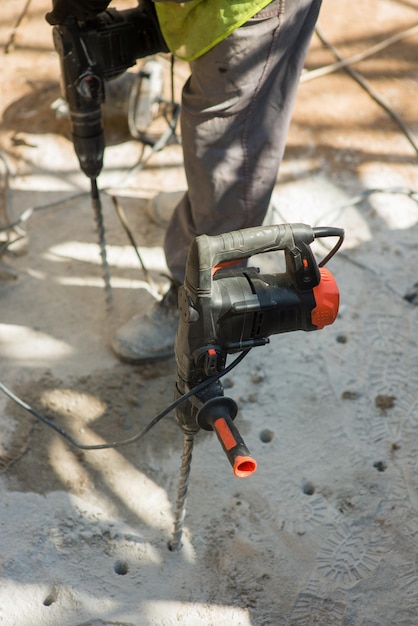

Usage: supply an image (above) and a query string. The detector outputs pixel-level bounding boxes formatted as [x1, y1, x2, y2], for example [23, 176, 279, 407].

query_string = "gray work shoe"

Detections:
[146, 190, 185, 227]
[111, 283, 179, 362]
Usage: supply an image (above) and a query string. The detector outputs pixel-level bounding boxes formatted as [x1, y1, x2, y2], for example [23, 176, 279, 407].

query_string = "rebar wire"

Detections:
[314, 25, 418, 159]
[114, 101, 181, 188]
[0, 152, 11, 226]
[0, 192, 88, 233]
[0, 151, 25, 243]
[169, 433, 195, 552]
[4, 0, 33, 54]
[303, 23, 418, 84]
[111, 195, 162, 299]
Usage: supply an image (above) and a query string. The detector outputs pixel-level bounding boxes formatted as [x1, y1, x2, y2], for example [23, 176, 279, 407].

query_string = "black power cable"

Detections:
[0, 349, 250, 451]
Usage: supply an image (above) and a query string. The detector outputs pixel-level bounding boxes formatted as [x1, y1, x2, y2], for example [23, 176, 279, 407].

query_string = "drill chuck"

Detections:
[71, 108, 104, 179]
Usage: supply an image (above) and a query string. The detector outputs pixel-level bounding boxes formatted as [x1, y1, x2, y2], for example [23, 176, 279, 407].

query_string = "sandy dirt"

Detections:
[1, 0, 418, 624]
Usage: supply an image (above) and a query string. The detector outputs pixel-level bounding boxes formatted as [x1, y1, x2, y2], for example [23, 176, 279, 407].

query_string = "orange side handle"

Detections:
[197, 398, 257, 478]
[213, 417, 258, 478]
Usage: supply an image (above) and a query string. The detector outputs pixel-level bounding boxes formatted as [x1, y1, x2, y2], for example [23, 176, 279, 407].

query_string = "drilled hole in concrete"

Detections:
[114, 559, 129, 575]
[302, 481, 316, 495]
[374, 461, 387, 472]
[167, 540, 182, 552]
[336, 334, 348, 344]
[259, 429, 274, 443]
[43, 592, 56, 606]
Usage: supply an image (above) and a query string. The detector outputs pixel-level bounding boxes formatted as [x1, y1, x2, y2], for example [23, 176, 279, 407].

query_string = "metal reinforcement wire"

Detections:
[312, 24, 418, 159]
[4, 0, 33, 54]
[302, 23, 418, 84]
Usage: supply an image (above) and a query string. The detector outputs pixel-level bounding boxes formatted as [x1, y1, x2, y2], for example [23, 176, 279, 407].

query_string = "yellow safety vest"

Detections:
[155, 0, 273, 62]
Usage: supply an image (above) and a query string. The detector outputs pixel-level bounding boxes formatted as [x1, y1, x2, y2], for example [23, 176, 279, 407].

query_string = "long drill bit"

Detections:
[90, 178, 113, 312]
[169, 433, 195, 551]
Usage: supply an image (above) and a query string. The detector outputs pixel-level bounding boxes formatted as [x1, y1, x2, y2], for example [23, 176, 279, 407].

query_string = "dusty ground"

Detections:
[1, 0, 418, 624]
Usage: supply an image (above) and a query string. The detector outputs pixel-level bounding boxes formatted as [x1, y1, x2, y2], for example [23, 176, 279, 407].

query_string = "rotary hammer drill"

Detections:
[174, 222, 344, 476]
[47, 0, 168, 180]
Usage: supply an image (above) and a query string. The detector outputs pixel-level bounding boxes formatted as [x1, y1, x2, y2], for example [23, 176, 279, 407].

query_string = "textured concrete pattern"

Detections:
[0, 0, 418, 624]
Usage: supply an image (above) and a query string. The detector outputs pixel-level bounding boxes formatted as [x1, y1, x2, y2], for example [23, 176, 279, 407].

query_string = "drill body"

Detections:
[174, 223, 342, 436]
[51, 5, 168, 178]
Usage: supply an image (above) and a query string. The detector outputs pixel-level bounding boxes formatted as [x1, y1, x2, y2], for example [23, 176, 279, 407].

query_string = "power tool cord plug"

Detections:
[0, 350, 250, 451]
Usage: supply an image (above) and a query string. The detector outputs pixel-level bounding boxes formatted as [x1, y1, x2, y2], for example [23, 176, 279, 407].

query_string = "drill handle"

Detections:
[197, 397, 257, 478]
[185, 223, 319, 293]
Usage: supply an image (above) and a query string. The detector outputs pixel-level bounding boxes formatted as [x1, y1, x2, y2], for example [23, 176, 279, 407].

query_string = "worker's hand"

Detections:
[46, 0, 112, 25]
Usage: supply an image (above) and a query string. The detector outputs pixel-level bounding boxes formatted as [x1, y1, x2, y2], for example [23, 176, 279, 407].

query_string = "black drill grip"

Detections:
[197, 397, 257, 478]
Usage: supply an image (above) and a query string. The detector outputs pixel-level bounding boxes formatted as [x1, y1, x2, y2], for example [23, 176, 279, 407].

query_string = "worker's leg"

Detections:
[165, 0, 322, 282]
[112, 0, 322, 362]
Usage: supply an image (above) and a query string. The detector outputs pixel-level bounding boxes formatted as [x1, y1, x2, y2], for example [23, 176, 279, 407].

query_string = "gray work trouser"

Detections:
[164, 0, 322, 283]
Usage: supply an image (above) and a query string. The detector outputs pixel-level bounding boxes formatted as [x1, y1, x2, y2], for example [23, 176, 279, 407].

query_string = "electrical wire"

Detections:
[311, 187, 418, 301]
[113, 101, 181, 188]
[0, 349, 250, 451]
[313, 24, 418, 159]
[306, 187, 418, 243]
[302, 22, 418, 84]
[111, 194, 161, 298]
[4, 0, 33, 54]
[0, 151, 11, 216]
[0, 192, 87, 234]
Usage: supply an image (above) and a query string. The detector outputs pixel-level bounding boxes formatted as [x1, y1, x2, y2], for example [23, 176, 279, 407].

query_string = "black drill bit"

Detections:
[90, 177, 113, 312]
